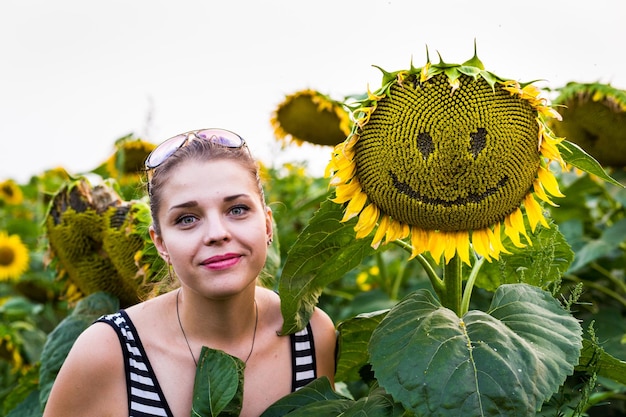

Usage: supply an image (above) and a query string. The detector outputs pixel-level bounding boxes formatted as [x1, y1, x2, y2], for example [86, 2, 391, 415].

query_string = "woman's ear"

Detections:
[265, 206, 274, 243]
[149, 225, 169, 263]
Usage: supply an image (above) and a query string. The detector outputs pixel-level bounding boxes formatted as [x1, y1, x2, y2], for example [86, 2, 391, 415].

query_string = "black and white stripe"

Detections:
[97, 310, 318, 415]
[290, 323, 317, 390]
[97, 311, 173, 417]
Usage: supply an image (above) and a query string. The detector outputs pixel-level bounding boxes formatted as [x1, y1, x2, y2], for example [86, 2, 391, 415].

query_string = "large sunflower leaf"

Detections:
[559, 140, 622, 186]
[476, 223, 573, 292]
[279, 199, 376, 334]
[192, 347, 244, 417]
[336, 310, 388, 382]
[369, 284, 582, 417]
[39, 292, 119, 409]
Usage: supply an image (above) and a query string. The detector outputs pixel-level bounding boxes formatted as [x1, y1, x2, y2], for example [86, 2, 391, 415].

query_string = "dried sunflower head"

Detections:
[271, 89, 351, 147]
[549, 82, 626, 168]
[327, 49, 566, 265]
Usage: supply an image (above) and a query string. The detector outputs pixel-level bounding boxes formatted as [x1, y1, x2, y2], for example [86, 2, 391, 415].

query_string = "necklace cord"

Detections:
[175, 288, 258, 367]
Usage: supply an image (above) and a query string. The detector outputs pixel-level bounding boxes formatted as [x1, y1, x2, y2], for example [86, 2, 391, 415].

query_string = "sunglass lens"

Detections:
[145, 134, 187, 168]
[196, 129, 244, 148]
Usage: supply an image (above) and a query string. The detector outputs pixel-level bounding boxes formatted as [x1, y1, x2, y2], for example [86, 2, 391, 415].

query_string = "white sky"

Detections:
[1, 0, 625, 183]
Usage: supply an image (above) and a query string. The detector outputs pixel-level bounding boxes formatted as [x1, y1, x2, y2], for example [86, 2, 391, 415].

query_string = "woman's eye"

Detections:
[176, 215, 197, 225]
[230, 205, 249, 216]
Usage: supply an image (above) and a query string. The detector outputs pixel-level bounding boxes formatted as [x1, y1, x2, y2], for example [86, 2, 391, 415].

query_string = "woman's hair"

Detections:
[146, 139, 266, 235]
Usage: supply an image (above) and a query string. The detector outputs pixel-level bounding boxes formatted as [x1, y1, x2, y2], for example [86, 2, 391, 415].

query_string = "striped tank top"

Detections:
[97, 310, 317, 417]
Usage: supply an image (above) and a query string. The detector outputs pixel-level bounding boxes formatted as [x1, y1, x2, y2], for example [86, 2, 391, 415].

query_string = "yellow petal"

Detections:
[524, 193, 549, 232]
[532, 179, 557, 206]
[504, 209, 527, 248]
[428, 232, 446, 264]
[454, 231, 471, 266]
[409, 227, 430, 259]
[386, 220, 410, 243]
[341, 190, 367, 222]
[372, 214, 390, 249]
[332, 179, 361, 204]
[537, 166, 565, 198]
[355, 203, 379, 239]
[471, 228, 492, 262]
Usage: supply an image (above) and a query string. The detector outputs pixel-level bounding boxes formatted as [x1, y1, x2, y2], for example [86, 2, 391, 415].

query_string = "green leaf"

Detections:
[279, 199, 376, 334]
[6, 390, 41, 417]
[568, 218, 626, 272]
[476, 223, 574, 292]
[559, 140, 622, 187]
[369, 284, 582, 417]
[39, 292, 119, 409]
[339, 385, 409, 417]
[336, 310, 388, 382]
[576, 338, 626, 385]
[192, 347, 244, 417]
[260, 377, 347, 417]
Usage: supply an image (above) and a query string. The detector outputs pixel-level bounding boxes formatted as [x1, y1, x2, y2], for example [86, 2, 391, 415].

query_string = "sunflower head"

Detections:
[105, 135, 156, 180]
[271, 89, 352, 147]
[0, 231, 30, 281]
[0, 179, 24, 206]
[549, 82, 626, 168]
[328, 50, 566, 265]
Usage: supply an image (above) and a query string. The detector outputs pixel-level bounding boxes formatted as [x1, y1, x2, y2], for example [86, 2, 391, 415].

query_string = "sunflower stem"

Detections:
[460, 257, 485, 316]
[392, 240, 444, 293]
[441, 255, 463, 317]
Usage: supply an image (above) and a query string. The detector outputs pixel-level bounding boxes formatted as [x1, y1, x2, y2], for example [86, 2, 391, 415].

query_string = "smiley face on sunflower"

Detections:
[327, 51, 566, 265]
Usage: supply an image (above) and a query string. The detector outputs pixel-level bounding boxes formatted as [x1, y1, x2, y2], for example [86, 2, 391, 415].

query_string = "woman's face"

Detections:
[150, 159, 272, 299]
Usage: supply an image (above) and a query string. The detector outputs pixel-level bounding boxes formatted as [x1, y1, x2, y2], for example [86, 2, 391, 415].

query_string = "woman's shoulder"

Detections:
[43, 320, 127, 416]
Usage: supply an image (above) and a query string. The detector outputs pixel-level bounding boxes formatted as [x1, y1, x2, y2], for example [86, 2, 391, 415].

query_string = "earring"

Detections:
[267, 237, 273, 246]
[167, 262, 174, 281]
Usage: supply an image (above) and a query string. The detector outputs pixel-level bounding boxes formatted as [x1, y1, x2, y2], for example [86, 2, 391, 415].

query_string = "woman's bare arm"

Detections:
[43, 322, 127, 417]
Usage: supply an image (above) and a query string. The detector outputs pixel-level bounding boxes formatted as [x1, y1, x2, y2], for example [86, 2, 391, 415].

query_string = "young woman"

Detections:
[43, 129, 337, 417]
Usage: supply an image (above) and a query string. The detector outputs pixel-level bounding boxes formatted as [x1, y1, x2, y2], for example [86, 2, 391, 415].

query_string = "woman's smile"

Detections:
[200, 253, 242, 270]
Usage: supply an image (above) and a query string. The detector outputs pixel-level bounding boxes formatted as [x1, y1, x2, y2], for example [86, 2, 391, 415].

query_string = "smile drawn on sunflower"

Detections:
[390, 172, 508, 207]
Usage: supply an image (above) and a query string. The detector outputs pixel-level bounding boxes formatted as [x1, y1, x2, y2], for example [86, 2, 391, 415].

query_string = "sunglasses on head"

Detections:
[145, 128, 247, 170]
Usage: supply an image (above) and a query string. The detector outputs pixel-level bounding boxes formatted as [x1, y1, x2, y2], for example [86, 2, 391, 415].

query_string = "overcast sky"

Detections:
[1, 0, 625, 182]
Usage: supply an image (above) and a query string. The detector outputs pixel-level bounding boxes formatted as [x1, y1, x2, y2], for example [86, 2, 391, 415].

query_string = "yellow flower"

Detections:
[0, 232, 30, 281]
[328, 51, 566, 265]
[105, 137, 156, 180]
[271, 89, 352, 147]
[0, 180, 23, 205]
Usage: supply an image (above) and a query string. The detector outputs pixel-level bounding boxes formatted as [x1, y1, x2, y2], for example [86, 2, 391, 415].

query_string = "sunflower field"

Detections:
[2, 51, 626, 417]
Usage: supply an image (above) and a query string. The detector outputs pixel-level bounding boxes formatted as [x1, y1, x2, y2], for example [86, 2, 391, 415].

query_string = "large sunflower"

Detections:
[327, 51, 565, 265]
[0, 231, 30, 281]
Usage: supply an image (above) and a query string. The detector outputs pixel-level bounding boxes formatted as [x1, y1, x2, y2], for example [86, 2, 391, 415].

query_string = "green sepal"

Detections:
[559, 140, 623, 187]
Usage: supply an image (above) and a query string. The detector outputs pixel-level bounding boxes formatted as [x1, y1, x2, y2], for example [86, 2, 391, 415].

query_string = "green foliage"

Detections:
[192, 347, 245, 417]
[278, 199, 376, 334]
[369, 284, 582, 416]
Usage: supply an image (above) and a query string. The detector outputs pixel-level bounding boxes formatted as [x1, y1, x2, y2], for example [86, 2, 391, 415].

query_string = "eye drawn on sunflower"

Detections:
[327, 48, 566, 265]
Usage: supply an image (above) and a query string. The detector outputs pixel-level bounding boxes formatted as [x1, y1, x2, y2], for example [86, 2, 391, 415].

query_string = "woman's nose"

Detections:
[202, 216, 231, 245]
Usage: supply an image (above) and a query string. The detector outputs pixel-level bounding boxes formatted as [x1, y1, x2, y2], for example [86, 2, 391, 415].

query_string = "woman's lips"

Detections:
[201, 253, 241, 270]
